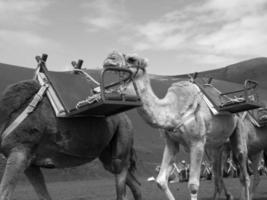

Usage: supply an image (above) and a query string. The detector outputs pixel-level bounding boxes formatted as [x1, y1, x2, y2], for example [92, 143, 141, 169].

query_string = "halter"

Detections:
[103, 52, 147, 87]
[124, 55, 147, 78]
[103, 53, 147, 95]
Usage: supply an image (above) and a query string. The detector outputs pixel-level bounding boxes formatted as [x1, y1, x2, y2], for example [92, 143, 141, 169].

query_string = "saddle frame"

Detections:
[35, 54, 142, 118]
[190, 73, 260, 113]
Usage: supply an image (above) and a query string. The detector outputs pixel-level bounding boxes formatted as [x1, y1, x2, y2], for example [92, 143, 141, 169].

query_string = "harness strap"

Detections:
[192, 83, 219, 115]
[173, 108, 197, 132]
[172, 93, 201, 132]
[244, 111, 261, 127]
[2, 83, 48, 139]
[172, 82, 219, 132]
[73, 69, 100, 86]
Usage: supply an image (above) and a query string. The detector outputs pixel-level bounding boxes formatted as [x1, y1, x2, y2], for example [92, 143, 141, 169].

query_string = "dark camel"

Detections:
[212, 113, 267, 200]
[0, 79, 141, 200]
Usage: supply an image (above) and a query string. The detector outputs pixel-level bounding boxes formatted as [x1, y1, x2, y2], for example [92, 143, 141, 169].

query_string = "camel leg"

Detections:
[237, 153, 250, 200]
[212, 148, 224, 200]
[99, 123, 134, 200]
[155, 135, 178, 200]
[249, 152, 262, 200]
[24, 165, 52, 200]
[100, 156, 129, 200]
[100, 154, 129, 200]
[126, 172, 142, 200]
[0, 147, 30, 200]
[188, 141, 204, 200]
[212, 147, 234, 200]
[230, 122, 250, 200]
[114, 165, 128, 200]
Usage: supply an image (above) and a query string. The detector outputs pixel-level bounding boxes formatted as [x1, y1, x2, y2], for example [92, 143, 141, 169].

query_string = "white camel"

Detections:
[120, 54, 250, 200]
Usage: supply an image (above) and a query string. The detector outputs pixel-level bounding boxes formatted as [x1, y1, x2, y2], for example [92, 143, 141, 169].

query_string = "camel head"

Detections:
[124, 54, 148, 79]
[117, 53, 148, 96]
[103, 51, 148, 95]
[103, 51, 148, 77]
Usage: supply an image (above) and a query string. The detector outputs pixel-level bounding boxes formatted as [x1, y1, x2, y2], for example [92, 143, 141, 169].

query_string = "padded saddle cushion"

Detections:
[45, 69, 101, 113]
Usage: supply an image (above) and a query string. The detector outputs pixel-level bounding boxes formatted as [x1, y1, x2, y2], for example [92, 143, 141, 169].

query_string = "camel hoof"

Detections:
[226, 194, 234, 200]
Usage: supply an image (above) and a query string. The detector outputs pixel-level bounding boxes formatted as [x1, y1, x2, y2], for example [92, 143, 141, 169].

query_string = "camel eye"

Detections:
[127, 57, 136, 64]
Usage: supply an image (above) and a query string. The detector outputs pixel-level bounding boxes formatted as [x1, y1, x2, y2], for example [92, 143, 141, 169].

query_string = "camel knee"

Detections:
[240, 174, 250, 186]
[238, 152, 246, 161]
[215, 183, 223, 194]
[111, 159, 125, 174]
[253, 175, 260, 187]
[188, 182, 199, 195]
[6, 149, 29, 170]
[155, 177, 168, 191]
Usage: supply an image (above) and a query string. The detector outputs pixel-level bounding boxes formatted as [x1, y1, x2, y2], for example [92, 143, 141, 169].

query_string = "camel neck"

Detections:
[135, 73, 174, 128]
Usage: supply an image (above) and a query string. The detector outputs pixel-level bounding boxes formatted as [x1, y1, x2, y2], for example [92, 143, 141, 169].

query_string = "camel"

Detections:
[212, 112, 267, 200]
[0, 79, 141, 200]
[120, 54, 250, 200]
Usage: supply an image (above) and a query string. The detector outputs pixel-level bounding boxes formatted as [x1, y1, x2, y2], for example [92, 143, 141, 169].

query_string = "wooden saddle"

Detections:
[35, 54, 142, 117]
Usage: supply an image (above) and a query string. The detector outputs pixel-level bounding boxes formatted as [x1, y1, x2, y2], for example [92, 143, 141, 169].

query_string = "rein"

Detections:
[73, 69, 100, 86]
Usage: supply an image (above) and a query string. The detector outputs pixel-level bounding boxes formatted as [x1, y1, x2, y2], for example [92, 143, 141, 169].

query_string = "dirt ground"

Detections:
[13, 176, 267, 200]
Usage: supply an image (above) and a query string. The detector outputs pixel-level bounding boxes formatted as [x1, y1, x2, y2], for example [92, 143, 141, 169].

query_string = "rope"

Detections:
[76, 93, 102, 108]
[73, 69, 100, 86]
[72, 69, 102, 108]
[75, 87, 123, 108]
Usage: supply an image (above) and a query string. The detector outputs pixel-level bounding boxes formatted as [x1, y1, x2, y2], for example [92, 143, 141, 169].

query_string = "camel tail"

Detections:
[263, 151, 267, 168]
[128, 147, 141, 185]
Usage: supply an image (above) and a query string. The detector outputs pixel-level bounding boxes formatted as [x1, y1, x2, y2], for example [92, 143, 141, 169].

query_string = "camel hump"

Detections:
[0, 80, 40, 113]
[3, 79, 40, 95]
[169, 80, 199, 97]
[0, 80, 40, 129]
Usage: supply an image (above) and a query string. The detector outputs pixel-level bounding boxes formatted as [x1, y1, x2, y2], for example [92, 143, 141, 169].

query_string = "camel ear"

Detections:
[103, 51, 125, 68]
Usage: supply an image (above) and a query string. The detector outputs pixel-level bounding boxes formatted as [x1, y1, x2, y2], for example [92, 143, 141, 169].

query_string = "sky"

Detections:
[0, 0, 267, 75]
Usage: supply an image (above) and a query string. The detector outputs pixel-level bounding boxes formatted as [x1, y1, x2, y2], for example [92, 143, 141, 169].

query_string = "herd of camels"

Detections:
[0, 52, 267, 200]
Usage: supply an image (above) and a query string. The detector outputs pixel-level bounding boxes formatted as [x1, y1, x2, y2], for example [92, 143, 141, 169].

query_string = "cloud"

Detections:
[128, 15, 187, 51]
[197, 14, 267, 56]
[0, 30, 55, 47]
[82, 0, 127, 31]
[0, 29, 61, 69]
[0, 0, 62, 71]
[0, 0, 50, 28]
[123, 0, 267, 67]
[200, 0, 267, 21]
[0, 0, 59, 53]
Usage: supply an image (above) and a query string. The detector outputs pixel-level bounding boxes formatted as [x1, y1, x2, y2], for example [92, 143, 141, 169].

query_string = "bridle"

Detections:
[107, 54, 147, 94]
[122, 55, 147, 79]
